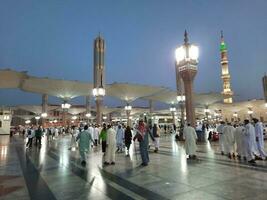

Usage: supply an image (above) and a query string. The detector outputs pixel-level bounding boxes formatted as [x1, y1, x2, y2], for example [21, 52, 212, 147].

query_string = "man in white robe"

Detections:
[243, 120, 256, 164]
[253, 118, 267, 160]
[222, 123, 235, 159]
[217, 121, 226, 155]
[183, 123, 197, 159]
[93, 125, 100, 146]
[234, 124, 245, 159]
[88, 124, 94, 147]
[105, 124, 116, 165]
[116, 125, 124, 152]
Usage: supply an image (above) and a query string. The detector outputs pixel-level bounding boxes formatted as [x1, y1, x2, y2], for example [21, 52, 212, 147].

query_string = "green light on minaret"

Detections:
[220, 42, 227, 51]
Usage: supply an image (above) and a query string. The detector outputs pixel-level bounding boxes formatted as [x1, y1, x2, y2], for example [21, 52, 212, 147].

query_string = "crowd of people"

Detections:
[217, 118, 266, 164]
[73, 119, 161, 166]
[18, 116, 267, 167]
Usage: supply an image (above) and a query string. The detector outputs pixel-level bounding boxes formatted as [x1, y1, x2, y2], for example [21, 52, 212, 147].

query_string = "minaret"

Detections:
[93, 34, 105, 125]
[220, 31, 233, 103]
[94, 33, 105, 89]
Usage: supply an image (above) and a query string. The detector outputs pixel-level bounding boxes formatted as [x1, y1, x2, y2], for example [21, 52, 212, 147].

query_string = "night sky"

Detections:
[0, 0, 267, 106]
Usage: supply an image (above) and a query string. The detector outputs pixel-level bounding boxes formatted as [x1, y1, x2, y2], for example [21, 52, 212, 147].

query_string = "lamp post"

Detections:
[177, 94, 186, 125]
[169, 105, 176, 125]
[247, 108, 253, 119]
[124, 104, 132, 126]
[35, 116, 40, 126]
[204, 107, 210, 123]
[61, 101, 71, 127]
[93, 87, 105, 125]
[175, 31, 199, 126]
[233, 112, 238, 121]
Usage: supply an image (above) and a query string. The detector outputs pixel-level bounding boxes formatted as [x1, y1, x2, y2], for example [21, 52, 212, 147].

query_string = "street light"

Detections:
[124, 105, 132, 111]
[177, 95, 186, 102]
[175, 30, 199, 126]
[170, 107, 176, 112]
[92, 87, 106, 97]
[125, 104, 132, 125]
[25, 120, 31, 124]
[85, 113, 91, 118]
[35, 116, 40, 125]
[61, 103, 71, 109]
[233, 112, 238, 118]
[71, 116, 77, 120]
[93, 87, 106, 125]
[41, 112, 48, 118]
[3, 115, 10, 121]
[247, 110, 253, 115]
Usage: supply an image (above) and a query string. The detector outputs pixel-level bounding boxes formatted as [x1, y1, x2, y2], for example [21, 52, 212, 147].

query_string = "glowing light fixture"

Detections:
[85, 113, 91, 118]
[177, 95, 186, 102]
[71, 116, 77, 120]
[175, 44, 199, 64]
[61, 103, 71, 109]
[41, 113, 48, 118]
[92, 87, 105, 97]
[124, 105, 132, 111]
[3, 115, 10, 120]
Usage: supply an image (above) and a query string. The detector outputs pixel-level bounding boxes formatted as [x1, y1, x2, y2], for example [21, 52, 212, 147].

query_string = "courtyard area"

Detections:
[1, 135, 267, 200]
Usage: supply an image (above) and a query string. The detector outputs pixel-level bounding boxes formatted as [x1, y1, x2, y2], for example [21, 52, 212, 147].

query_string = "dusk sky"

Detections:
[0, 0, 267, 106]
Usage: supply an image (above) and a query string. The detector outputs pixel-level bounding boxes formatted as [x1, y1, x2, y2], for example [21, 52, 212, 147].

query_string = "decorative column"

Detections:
[125, 104, 132, 126]
[85, 96, 91, 123]
[41, 94, 48, 126]
[61, 101, 71, 127]
[93, 34, 105, 125]
[175, 31, 199, 126]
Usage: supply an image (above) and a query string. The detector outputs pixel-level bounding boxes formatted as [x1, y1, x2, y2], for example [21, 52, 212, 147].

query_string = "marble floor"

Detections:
[1, 134, 267, 200]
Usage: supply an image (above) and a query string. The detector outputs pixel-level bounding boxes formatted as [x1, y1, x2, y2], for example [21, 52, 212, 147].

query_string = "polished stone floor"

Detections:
[1, 134, 267, 200]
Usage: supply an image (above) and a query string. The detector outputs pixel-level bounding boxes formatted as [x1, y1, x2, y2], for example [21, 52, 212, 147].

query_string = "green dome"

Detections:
[220, 42, 227, 51]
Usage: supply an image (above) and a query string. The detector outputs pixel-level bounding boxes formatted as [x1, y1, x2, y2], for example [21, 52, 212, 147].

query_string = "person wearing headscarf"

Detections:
[133, 119, 149, 166]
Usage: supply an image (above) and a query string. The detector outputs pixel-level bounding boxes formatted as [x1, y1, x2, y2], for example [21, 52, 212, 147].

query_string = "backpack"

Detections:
[27, 129, 31, 135]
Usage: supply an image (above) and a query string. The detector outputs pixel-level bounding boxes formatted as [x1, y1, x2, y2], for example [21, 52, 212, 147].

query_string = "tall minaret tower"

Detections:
[220, 31, 233, 103]
[93, 34, 105, 124]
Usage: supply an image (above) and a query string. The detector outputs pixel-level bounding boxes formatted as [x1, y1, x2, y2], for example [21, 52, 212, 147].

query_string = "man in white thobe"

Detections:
[183, 123, 197, 159]
[234, 124, 245, 159]
[253, 118, 267, 160]
[105, 124, 116, 165]
[88, 124, 94, 147]
[243, 120, 256, 164]
[93, 125, 100, 146]
[116, 125, 124, 152]
[222, 123, 235, 159]
[217, 121, 226, 155]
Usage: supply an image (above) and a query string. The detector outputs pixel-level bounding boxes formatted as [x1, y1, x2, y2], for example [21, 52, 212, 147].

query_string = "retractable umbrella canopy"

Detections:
[106, 82, 167, 103]
[0, 69, 28, 88]
[21, 76, 93, 101]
